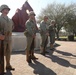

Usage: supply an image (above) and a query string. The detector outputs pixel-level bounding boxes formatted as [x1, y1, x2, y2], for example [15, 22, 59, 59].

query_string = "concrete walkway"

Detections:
[4, 41, 76, 75]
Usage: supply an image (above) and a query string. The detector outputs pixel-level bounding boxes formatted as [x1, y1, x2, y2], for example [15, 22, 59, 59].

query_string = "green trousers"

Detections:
[49, 31, 55, 44]
[4, 40, 12, 67]
[26, 36, 35, 61]
[40, 34, 48, 53]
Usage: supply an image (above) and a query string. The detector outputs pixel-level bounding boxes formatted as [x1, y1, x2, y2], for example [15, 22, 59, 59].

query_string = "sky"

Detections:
[0, 0, 76, 18]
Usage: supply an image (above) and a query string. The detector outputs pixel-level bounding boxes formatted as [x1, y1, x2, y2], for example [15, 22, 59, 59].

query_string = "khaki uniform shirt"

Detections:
[48, 24, 55, 33]
[25, 19, 37, 37]
[0, 15, 13, 41]
[40, 20, 48, 35]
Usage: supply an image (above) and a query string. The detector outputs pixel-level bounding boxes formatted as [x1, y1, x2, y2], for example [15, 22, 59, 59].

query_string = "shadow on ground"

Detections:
[55, 49, 76, 57]
[11, 43, 60, 55]
[4, 70, 12, 75]
[12, 50, 25, 55]
[46, 50, 76, 69]
[29, 60, 56, 75]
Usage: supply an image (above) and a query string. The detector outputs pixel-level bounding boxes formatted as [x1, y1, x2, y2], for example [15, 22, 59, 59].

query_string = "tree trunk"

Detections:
[56, 31, 59, 40]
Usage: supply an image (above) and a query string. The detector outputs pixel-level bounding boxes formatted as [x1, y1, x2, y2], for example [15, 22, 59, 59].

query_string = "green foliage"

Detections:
[37, 2, 76, 35]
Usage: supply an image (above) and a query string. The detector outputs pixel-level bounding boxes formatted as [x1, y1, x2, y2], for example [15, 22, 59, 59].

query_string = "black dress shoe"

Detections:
[0, 72, 6, 75]
[50, 48, 55, 51]
[31, 56, 38, 60]
[45, 51, 49, 53]
[27, 59, 32, 63]
[6, 66, 15, 71]
[40, 53, 45, 56]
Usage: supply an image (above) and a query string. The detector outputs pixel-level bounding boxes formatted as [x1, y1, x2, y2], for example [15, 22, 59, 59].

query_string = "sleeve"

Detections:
[10, 19, 14, 30]
[0, 19, 4, 34]
[40, 22, 48, 34]
[0, 20, 1, 34]
[40, 22, 44, 32]
[26, 22, 34, 36]
[11, 20, 14, 30]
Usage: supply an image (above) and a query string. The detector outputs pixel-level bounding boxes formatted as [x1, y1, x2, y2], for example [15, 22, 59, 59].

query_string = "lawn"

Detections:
[56, 36, 76, 41]
[59, 36, 76, 39]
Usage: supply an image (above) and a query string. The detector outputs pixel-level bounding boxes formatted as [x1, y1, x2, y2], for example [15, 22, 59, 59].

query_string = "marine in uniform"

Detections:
[40, 16, 49, 55]
[0, 4, 15, 70]
[48, 20, 56, 50]
[24, 11, 38, 63]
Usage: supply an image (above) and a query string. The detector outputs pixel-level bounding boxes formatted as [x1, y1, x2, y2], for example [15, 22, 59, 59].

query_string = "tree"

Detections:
[37, 2, 76, 39]
[64, 13, 76, 35]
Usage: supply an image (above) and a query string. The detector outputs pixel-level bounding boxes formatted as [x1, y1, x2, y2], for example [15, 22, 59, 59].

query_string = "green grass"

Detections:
[59, 36, 67, 38]
[59, 36, 76, 39]
[74, 36, 76, 39]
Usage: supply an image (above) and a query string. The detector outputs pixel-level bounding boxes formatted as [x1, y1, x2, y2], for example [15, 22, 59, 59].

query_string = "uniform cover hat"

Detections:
[0, 4, 10, 12]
